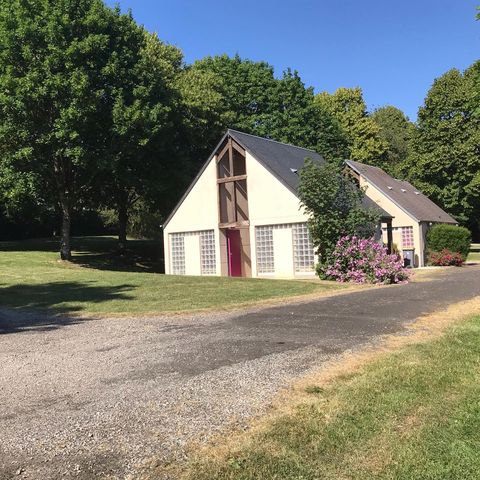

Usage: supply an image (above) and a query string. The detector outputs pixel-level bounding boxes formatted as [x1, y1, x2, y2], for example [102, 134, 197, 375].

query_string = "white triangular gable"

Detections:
[245, 151, 309, 226]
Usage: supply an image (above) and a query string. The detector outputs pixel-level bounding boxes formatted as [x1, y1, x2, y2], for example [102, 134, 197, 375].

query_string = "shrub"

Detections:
[426, 224, 471, 259]
[298, 160, 380, 261]
[429, 249, 464, 267]
[318, 236, 410, 284]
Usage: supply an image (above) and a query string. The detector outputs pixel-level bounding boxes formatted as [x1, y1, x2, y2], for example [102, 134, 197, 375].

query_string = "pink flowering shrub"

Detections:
[318, 236, 410, 284]
[429, 249, 464, 266]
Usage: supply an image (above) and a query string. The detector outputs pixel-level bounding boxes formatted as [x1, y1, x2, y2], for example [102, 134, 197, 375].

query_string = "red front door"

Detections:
[227, 230, 242, 277]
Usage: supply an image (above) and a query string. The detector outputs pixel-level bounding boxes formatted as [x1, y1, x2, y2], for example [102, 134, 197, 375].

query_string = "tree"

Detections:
[371, 105, 413, 175]
[297, 159, 380, 264]
[0, 0, 132, 259]
[402, 64, 480, 236]
[315, 87, 388, 166]
[175, 64, 225, 164]
[263, 69, 349, 162]
[101, 27, 184, 251]
[189, 54, 277, 136]
[189, 55, 347, 161]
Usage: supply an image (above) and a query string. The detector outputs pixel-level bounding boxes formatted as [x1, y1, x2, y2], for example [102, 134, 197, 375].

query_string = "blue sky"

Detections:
[106, 0, 479, 120]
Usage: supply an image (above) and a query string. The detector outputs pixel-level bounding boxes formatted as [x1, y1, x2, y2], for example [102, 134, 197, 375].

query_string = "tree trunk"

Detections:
[60, 206, 71, 261]
[118, 202, 128, 253]
[54, 157, 73, 261]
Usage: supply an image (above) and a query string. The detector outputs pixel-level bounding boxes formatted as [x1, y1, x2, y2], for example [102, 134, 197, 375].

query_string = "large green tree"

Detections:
[403, 64, 480, 235]
[0, 0, 134, 259]
[102, 28, 184, 251]
[189, 55, 348, 161]
[371, 105, 413, 175]
[315, 87, 388, 166]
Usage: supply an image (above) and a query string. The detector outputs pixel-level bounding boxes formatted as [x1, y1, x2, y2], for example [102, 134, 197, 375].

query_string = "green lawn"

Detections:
[468, 244, 480, 262]
[468, 252, 480, 262]
[0, 237, 341, 316]
[181, 313, 480, 480]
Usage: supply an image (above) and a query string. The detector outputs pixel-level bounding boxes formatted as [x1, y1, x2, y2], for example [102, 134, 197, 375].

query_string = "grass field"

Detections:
[0, 237, 342, 316]
[468, 252, 480, 262]
[468, 244, 480, 262]
[179, 312, 480, 480]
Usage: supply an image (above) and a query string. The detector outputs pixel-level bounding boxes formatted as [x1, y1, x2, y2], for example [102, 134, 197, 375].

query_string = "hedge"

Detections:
[426, 224, 471, 259]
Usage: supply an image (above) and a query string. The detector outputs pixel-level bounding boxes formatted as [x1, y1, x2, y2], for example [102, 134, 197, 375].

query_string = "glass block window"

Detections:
[292, 223, 315, 272]
[401, 226, 414, 248]
[255, 226, 274, 273]
[200, 230, 216, 274]
[170, 233, 185, 275]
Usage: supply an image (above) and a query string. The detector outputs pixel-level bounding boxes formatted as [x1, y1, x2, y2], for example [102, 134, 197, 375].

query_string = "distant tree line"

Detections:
[0, 0, 479, 259]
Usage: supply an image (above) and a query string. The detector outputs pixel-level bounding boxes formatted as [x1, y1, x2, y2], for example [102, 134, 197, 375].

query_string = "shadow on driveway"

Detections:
[0, 281, 133, 334]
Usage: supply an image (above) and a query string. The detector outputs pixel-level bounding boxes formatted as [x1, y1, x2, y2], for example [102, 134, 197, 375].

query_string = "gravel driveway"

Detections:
[2, 266, 480, 480]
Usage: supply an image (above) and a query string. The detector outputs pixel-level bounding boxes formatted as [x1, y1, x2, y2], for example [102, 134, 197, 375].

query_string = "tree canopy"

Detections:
[100, 28, 184, 250]
[0, 0, 478, 252]
[315, 87, 388, 166]
[0, 0, 222, 255]
[189, 55, 348, 162]
[371, 105, 413, 175]
[0, 0, 136, 258]
[402, 64, 480, 235]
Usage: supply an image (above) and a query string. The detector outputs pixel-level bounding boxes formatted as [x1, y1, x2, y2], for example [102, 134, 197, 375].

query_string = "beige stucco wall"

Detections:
[360, 177, 425, 267]
[245, 151, 313, 278]
[246, 152, 308, 225]
[163, 156, 221, 275]
[164, 150, 314, 278]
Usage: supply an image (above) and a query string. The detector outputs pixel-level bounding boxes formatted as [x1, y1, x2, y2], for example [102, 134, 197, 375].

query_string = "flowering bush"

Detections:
[318, 236, 410, 284]
[429, 249, 464, 266]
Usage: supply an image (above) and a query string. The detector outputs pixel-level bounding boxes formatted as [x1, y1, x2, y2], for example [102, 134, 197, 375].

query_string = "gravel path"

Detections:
[1, 266, 480, 480]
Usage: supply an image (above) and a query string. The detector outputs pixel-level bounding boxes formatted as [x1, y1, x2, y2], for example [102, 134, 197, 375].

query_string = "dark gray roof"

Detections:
[227, 129, 324, 191]
[346, 160, 457, 224]
[164, 130, 393, 227]
[229, 131, 392, 219]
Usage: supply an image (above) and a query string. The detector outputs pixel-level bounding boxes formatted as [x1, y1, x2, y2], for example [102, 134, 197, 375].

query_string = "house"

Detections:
[345, 160, 457, 267]
[163, 129, 392, 278]
[163, 130, 456, 278]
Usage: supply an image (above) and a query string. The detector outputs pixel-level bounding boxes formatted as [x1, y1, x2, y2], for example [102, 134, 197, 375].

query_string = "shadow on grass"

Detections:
[0, 236, 115, 252]
[0, 281, 134, 334]
[0, 236, 165, 273]
[71, 250, 163, 273]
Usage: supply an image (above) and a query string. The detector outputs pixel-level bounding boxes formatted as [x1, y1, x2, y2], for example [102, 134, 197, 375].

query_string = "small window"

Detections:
[219, 182, 234, 224]
[401, 226, 414, 248]
[232, 149, 246, 176]
[235, 179, 248, 222]
[200, 230, 216, 275]
[217, 151, 230, 178]
[170, 233, 185, 275]
[293, 223, 315, 272]
[255, 226, 274, 273]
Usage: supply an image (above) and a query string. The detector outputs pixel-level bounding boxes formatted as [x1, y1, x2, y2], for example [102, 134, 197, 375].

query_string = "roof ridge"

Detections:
[347, 159, 384, 172]
[227, 128, 318, 154]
